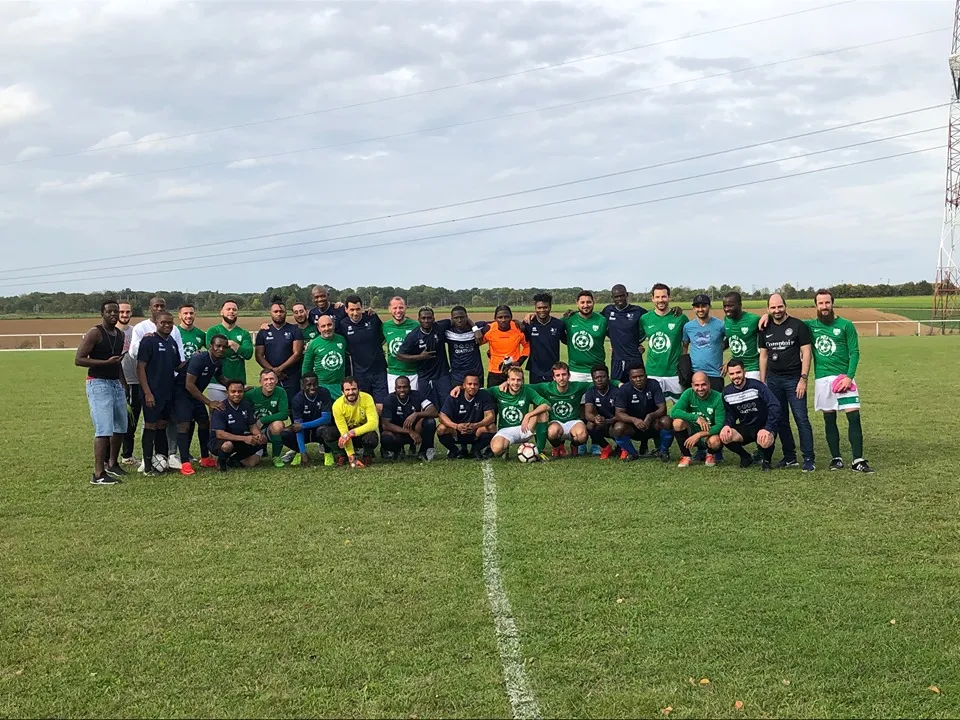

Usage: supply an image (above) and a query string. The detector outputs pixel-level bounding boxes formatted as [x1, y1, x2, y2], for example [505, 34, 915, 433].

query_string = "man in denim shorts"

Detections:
[75, 299, 129, 485]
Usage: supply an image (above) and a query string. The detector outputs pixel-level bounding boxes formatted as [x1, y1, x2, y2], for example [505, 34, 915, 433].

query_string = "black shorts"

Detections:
[421, 375, 453, 409]
[731, 424, 759, 445]
[487, 371, 508, 388]
[209, 438, 262, 460]
[628, 427, 659, 443]
[174, 387, 209, 425]
[529, 371, 552, 384]
[142, 391, 174, 424]
[708, 376, 724, 392]
[356, 372, 389, 405]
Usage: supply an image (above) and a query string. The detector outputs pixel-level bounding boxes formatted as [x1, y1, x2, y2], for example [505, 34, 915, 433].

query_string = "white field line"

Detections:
[481, 461, 541, 720]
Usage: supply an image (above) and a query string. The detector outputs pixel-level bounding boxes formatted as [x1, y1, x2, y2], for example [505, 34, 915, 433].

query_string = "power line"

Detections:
[1, 103, 946, 277]
[0, 0, 855, 167]
[1, 145, 940, 291]
[21, 27, 945, 189]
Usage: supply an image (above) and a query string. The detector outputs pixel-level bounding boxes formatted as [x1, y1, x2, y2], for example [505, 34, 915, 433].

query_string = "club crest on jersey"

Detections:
[572, 330, 594, 351]
[815, 336, 837, 356]
[668, 323, 676, 330]
[728, 336, 747, 355]
[389, 338, 404, 355]
[554, 400, 575, 418]
[321, 353, 344, 370]
[785, 328, 793, 336]
[741, 327, 749, 334]
[649, 332, 671, 353]
[592, 325, 599, 332]
[833, 328, 841, 336]
[502, 406, 523, 424]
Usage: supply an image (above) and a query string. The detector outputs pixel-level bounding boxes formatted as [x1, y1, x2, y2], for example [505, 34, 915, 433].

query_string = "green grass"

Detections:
[2, 339, 960, 717]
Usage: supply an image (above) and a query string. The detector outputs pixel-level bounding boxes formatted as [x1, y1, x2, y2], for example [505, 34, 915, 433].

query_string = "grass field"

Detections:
[3, 338, 959, 718]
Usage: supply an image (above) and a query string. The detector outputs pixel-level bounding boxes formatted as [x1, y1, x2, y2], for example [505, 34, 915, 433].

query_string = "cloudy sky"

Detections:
[0, 0, 950, 295]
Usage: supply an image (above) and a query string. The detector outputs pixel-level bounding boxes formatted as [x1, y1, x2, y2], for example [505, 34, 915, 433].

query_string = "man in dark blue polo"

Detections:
[338, 295, 388, 411]
[136, 311, 183, 476]
[612, 363, 669, 461]
[255, 296, 304, 402]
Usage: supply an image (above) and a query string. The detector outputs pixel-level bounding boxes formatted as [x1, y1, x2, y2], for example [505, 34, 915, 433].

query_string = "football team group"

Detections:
[75, 283, 874, 485]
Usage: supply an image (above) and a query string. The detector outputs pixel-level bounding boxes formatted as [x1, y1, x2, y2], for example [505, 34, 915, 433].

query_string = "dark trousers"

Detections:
[766, 374, 814, 462]
[487, 371, 508, 387]
[122, 383, 142, 459]
[708, 376, 724, 392]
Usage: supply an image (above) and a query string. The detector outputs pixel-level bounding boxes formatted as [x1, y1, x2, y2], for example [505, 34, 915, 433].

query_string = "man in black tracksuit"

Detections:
[720, 358, 781, 471]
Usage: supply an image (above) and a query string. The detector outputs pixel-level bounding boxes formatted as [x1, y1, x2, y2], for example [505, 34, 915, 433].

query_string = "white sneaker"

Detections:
[167, 455, 182, 470]
[425, 448, 436, 461]
[280, 450, 296, 463]
[138, 459, 146, 473]
[120, 455, 139, 467]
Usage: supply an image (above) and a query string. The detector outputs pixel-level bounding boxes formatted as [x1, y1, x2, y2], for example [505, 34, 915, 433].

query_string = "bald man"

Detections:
[668, 371, 725, 468]
[759, 293, 815, 471]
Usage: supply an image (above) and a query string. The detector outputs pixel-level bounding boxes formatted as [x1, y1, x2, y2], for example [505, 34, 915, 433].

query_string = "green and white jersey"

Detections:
[563, 312, 607, 374]
[805, 315, 860, 379]
[302, 334, 347, 386]
[641, 311, 686, 377]
[383, 318, 419, 376]
[488, 385, 548, 429]
[300, 324, 319, 344]
[528, 381, 592, 422]
[179, 325, 206, 360]
[669, 388, 725, 435]
[724, 311, 761, 371]
[245, 386, 289, 425]
[206, 323, 254, 384]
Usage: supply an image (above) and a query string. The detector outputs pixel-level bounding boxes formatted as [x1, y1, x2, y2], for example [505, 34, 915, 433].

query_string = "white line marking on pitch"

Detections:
[482, 460, 541, 720]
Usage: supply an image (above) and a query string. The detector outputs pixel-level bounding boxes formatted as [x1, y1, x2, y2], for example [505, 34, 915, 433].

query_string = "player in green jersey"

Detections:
[641, 283, 687, 400]
[205, 299, 254, 399]
[721, 292, 761, 379]
[302, 315, 347, 400]
[245, 368, 290, 467]
[563, 290, 608, 382]
[177, 303, 206, 360]
[806, 290, 872, 473]
[669, 372, 725, 468]
[292, 302, 319, 344]
[383, 296, 420, 393]
[529, 361, 592, 458]
[487, 366, 551, 458]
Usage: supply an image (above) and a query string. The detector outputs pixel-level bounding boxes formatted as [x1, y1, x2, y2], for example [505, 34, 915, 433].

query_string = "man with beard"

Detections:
[383, 296, 420, 393]
[379, 375, 439, 461]
[641, 284, 687, 401]
[486, 366, 550, 459]
[177, 303, 206, 360]
[759, 293, 815, 472]
[520, 292, 567, 384]
[720, 359, 780, 471]
[302, 314, 348, 400]
[205, 299, 254, 401]
[174, 333, 229, 475]
[396, 307, 452, 409]
[564, 290, 608, 383]
[255, 295, 304, 401]
[669, 371, 725, 468]
[339, 295, 388, 411]
[292, 302, 319, 344]
[75, 299, 128, 485]
[332, 376, 380, 468]
[682, 294, 726, 393]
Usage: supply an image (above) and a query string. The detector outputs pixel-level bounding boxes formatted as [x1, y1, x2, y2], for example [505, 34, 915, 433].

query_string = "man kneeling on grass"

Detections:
[246, 368, 291, 468]
[281, 373, 336, 467]
[668, 371, 725, 469]
[720, 359, 781, 471]
[210, 379, 268, 471]
[332, 376, 380, 468]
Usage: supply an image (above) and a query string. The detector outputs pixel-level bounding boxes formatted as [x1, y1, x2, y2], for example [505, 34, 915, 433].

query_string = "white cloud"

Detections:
[35, 171, 123, 193]
[154, 184, 213, 200]
[15, 145, 49, 161]
[88, 130, 196, 154]
[0, 84, 46, 126]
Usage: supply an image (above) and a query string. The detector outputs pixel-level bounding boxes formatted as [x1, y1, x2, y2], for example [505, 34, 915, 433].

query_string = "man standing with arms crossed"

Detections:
[564, 290, 608, 383]
[759, 293, 815, 472]
[521, 292, 567, 384]
[642, 284, 687, 401]
[205, 299, 254, 403]
[383, 296, 420, 393]
[76, 299, 128, 485]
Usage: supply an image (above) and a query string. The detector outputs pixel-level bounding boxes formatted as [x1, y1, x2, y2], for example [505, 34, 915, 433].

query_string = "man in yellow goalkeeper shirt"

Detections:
[331, 376, 380, 468]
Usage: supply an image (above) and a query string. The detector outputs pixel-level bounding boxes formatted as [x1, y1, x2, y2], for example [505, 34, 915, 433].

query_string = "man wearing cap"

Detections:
[682, 294, 726, 392]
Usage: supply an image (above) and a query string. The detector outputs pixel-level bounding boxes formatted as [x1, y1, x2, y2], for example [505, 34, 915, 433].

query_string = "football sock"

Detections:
[271, 434, 283, 458]
[589, 428, 610, 449]
[198, 425, 210, 458]
[437, 433, 459, 453]
[824, 412, 841, 457]
[535, 423, 547, 453]
[761, 445, 775, 462]
[155, 429, 169, 458]
[659, 429, 673, 453]
[141, 428, 156, 466]
[177, 431, 192, 463]
[615, 436, 638, 456]
[847, 411, 864, 459]
[674, 428, 691, 457]
[726, 442, 749, 459]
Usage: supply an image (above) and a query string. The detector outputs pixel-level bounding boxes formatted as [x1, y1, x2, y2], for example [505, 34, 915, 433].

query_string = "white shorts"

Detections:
[814, 375, 861, 412]
[746, 371, 761, 381]
[206, 383, 228, 403]
[550, 418, 584, 439]
[569, 371, 592, 383]
[387, 374, 419, 393]
[493, 426, 533, 445]
[650, 376, 683, 400]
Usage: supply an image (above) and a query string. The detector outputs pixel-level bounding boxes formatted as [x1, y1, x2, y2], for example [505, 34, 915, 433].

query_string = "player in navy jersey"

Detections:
[437, 372, 496, 460]
[173, 334, 229, 475]
[437, 306, 485, 386]
[720, 359, 781, 471]
[281, 373, 336, 467]
[255, 296, 304, 401]
[612, 363, 669, 461]
[601, 284, 648, 383]
[338, 295, 389, 410]
[308, 285, 347, 325]
[583, 365, 618, 459]
[210, 379, 268, 471]
[380, 375, 439, 461]
[396, 307, 453, 410]
[520, 292, 567, 383]
[136, 312, 184, 476]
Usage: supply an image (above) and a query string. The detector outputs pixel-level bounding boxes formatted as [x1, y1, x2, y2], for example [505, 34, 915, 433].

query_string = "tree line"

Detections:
[0, 280, 936, 317]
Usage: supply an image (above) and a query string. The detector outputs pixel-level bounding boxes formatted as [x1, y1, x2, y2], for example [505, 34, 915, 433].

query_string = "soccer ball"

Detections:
[517, 443, 539, 463]
[152, 455, 169, 473]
